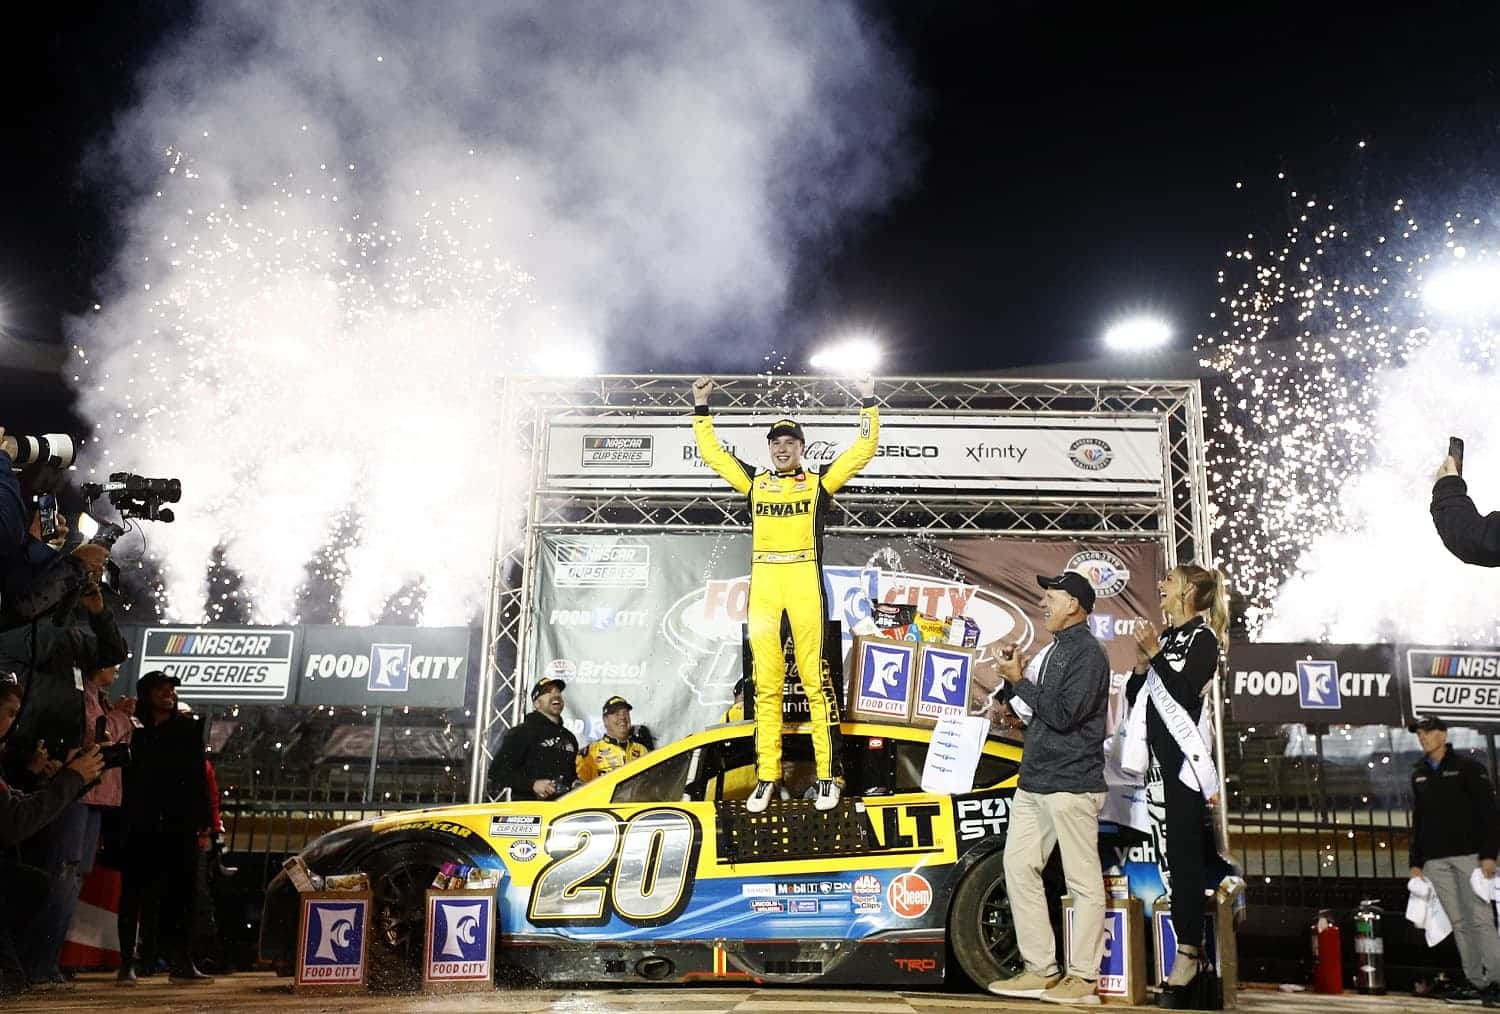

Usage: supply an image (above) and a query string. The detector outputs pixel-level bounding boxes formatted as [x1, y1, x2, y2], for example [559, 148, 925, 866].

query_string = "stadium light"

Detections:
[1102, 316, 1172, 353]
[809, 334, 882, 373]
[1424, 265, 1500, 317]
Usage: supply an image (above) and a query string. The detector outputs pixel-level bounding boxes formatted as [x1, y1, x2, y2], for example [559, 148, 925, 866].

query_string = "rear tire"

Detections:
[360, 840, 466, 991]
[948, 848, 1022, 990]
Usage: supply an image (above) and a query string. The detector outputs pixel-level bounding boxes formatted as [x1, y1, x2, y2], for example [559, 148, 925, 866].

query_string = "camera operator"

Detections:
[0, 679, 103, 998]
[117, 671, 213, 986]
[486, 678, 579, 801]
[0, 435, 103, 630]
[1433, 454, 1500, 566]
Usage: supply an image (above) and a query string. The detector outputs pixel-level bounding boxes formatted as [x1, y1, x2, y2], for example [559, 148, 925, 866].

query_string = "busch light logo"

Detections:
[426, 896, 492, 981]
[298, 899, 367, 984]
[367, 643, 411, 692]
[1297, 660, 1341, 710]
[916, 647, 971, 720]
[855, 641, 914, 717]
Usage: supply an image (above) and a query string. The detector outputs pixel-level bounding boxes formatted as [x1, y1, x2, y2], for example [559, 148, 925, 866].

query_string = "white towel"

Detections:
[1408, 875, 1452, 946]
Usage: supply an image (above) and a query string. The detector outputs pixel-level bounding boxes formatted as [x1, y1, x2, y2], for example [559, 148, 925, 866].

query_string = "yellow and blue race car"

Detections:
[260, 718, 1023, 989]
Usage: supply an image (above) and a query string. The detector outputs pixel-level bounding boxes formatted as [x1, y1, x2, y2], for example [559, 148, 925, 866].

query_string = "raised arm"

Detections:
[819, 374, 879, 494]
[691, 377, 755, 495]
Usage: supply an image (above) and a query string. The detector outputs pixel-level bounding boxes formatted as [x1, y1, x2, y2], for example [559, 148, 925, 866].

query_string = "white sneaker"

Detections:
[747, 780, 777, 814]
[814, 779, 841, 811]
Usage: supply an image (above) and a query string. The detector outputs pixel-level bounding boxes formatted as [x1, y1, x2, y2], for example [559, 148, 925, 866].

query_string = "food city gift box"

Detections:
[423, 887, 497, 992]
[909, 644, 979, 727]
[294, 890, 373, 993]
[845, 636, 918, 723]
[1062, 893, 1147, 1005]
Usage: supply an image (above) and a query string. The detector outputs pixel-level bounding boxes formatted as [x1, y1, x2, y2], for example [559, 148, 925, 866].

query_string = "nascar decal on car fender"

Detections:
[508, 840, 538, 862]
[526, 808, 702, 928]
[489, 815, 543, 839]
[887, 873, 933, 918]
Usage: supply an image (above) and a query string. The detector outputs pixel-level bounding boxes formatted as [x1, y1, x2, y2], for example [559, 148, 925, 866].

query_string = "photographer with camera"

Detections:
[116, 671, 213, 986]
[0, 678, 104, 998]
[0, 431, 102, 629]
[1434, 445, 1500, 567]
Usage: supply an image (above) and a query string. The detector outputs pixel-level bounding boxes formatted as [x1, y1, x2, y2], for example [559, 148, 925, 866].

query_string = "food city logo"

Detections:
[298, 899, 367, 983]
[662, 568, 1033, 660]
[886, 872, 933, 919]
[581, 434, 653, 467]
[1087, 613, 1142, 642]
[1065, 549, 1130, 599]
[857, 641, 915, 716]
[1231, 662, 1392, 705]
[1068, 437, 1114, 471]
[552, 539, 651, 588]
[427, 896, 492, 981]
[303, 644, 465, 693]
[547, 606, 650, 631]
[915, 648, 972, 720]
[141, 628, 296, 702]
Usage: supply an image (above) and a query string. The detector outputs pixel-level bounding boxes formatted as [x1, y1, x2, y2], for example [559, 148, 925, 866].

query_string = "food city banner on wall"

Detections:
[543, 413, 1164, 493]
[1225, 642, 1404, 726]
[124, 624, 472, 708]
[531, 533, 1165, 746]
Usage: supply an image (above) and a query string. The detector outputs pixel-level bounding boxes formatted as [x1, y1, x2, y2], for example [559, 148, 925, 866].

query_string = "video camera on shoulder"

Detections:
[80, 472, 181, 524]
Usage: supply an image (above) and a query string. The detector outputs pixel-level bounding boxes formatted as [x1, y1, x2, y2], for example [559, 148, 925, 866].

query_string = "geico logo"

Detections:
[304, 653, 465, 680]
[548, 608, 648, 629]
[753, 500, 811, 517]
[575, 660, 648, 681]
[873, 445, 939, 458]
[1232, 669, 1392, 697]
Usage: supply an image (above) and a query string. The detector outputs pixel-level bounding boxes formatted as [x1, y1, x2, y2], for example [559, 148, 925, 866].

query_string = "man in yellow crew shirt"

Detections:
[690, 374, 879, 813]
[577, 696, 649, 781]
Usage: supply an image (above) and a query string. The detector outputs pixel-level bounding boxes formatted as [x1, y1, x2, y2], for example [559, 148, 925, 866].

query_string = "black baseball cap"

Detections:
[531, 677, 566, 699]
[766, 419, 806, 442]
[1036, 571, 1097, 613]
[602, 695, 632, 715]
[136, 669, 181, 691]
[1409, 715, 1447, 733]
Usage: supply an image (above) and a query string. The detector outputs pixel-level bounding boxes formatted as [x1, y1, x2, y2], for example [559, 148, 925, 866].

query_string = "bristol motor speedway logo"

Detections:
[298, 899, 367, 984]
[426, 896, 492, 981]
[302, 644, 465, 693]
[1066, 550, 1130, 599]
[1068, 437, 1114, 471]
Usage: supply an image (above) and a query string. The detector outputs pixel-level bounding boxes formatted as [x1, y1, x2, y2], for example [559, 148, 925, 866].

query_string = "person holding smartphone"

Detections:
[1434, 440, 1500, 567]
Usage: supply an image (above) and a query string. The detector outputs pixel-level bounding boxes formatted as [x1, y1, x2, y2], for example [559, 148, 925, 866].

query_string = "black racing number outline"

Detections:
[527, 808, 702, 927]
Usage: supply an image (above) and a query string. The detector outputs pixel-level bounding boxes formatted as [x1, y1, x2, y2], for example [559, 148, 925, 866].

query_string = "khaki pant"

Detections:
[1004, 787, 1106, 980]
[1427, 855, 1500, 988]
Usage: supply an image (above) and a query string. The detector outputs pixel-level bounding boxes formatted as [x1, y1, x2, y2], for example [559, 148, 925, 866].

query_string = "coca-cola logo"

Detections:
[887, 872, 932, 918]
[802, 441, 939, 461]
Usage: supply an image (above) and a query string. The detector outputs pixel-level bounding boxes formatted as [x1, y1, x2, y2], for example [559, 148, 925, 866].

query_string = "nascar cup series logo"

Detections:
[1066, 550, 1130, 599]
[425, 896, 492, 982]
[297, 898, 368, 984]
[1068, 437, 1114, 471]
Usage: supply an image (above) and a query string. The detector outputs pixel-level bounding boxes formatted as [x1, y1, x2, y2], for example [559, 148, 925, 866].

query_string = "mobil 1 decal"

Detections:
[1227, 642, 1402, 725]
[547, 532, 1165, 746]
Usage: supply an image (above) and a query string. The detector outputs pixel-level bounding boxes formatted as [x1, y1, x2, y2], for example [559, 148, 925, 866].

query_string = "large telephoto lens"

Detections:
[11, 434, 76, 469]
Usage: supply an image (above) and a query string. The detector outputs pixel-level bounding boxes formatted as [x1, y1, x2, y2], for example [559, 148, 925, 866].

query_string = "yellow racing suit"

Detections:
[576, 735, 649, 781]
[693, 398, 880, 782]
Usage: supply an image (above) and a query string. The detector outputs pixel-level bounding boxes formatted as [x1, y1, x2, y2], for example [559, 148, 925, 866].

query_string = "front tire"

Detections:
[360, 841, 466, 991]
[948, 848, 1022, 989]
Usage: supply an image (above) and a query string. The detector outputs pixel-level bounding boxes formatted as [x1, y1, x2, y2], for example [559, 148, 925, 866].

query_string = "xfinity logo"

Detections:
[965, 444, 1029, 464]
[1296, 660, 1341, 709]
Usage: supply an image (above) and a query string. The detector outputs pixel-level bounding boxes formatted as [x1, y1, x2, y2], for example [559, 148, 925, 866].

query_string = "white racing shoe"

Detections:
[746, 780, 778, 814]
[813, 779, 841, 811]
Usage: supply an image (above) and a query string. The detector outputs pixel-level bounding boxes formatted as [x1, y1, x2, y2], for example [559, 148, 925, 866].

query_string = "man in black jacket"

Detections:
[487, 678, 579, 801]
[116, 671, 212, 987]
[1433, 454, 1500, 566]
[1409, 716, 1500, 1004]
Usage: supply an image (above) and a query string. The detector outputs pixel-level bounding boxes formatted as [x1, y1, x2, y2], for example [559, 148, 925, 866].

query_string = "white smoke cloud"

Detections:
[70, 0, 916, 624]
[1261, 341, 1500, 645]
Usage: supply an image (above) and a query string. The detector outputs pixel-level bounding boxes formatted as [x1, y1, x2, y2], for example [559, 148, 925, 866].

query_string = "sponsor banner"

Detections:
[545, 413, 1163, 493]
[140, 626, 296, 702]
[532, 533, 1164, 745]
[1227, 643, 1402, 726]
[297, 626, 471, 708]
[1404, 646, 1500, 725]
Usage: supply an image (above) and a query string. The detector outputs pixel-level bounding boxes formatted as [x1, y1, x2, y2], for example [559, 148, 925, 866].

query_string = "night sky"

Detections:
[4, 0, 1500, 431]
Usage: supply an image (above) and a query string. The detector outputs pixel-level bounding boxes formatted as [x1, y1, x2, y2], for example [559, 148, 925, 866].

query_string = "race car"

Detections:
[260, 718, 1024, 989]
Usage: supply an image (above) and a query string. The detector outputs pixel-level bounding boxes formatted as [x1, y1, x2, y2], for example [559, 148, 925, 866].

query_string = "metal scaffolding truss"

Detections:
[468, 374, 1214, 804]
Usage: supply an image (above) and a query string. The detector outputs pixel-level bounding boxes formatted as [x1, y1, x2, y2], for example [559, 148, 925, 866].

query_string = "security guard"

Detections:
[691, 374, 878, 812]
[577, 696, 649, 781]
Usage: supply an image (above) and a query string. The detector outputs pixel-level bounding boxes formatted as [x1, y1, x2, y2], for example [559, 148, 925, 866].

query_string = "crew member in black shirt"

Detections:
[487, 678, 579, 801]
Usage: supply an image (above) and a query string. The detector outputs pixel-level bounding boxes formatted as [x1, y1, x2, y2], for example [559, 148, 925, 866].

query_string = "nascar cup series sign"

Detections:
[140, 627, 296, 702]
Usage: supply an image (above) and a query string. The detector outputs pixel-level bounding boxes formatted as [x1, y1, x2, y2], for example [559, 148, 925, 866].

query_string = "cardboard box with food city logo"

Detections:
[423, 889, 496, 991]
[138, 626, 297, 703]
[910, 644, 978, 726]
[294, 891, 372, 993]
[846, 636, 918, 723]
[1404, 646, 1500, 724]
[1064, 895, 1146, 1005]
[297, 626, 472, 708]
[1226, 643, 1402, 726]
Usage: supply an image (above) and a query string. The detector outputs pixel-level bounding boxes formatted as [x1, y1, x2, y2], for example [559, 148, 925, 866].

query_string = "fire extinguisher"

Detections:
[1310, 909, 1343, 994]
[1353, 900, 1387, 995]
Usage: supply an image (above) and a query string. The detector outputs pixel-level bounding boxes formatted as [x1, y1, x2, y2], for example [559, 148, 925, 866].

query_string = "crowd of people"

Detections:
[0, 432, 223, 997]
